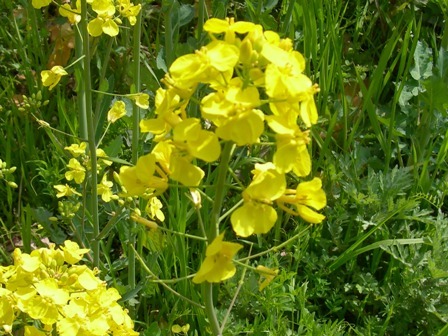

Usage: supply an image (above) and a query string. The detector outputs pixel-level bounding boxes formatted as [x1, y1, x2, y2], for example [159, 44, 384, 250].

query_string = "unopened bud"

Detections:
[8, 181, 18, 188]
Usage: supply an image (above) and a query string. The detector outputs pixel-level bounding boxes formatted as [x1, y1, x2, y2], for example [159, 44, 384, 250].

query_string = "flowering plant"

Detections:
[0, 241, 137, 335]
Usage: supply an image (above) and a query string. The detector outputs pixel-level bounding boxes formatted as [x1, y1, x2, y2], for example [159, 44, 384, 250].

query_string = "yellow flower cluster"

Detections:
[119, 17, 327, 284]
[32, 0, 141, 37]
[55, 142, 116, 202]
[0, 241, 138, 335]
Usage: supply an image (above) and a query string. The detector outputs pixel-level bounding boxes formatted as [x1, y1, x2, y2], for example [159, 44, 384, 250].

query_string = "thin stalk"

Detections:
[75, 25, 88, 140]
[80, 0, 99, 266]
[197, 0, 206, 45]
[202, 141, 234, 335]
[128, 5, 143, 314]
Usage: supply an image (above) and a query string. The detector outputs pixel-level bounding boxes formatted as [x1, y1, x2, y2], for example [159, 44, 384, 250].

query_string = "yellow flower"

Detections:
[277, 177, 326, 224]
[193, 233, 242, 283]
[204, 17, 256, 43]
[231, 163, 286, 237]
[231, 201, 278, 237]
[41, 66, 68, 90]
[31, 0, 51, 9]
[169, 41, 239, 89]
[244, 163, 286, 201]
[64, 142, 87, 157]
[151, 140, 206, 187]
[60, 240, 90, 264]
[59, 1, 81, 24]
[140, 88, 183, 140]
[172, 118, 221, 162]
[201, 78, 264, 146]
[172, 323, 190, 334]
[25, 278, 70, 325]
[107, 100, 127, 123]
[97, 175, 114, 202]
[65, 158, 86, 184]
[119, 153, 168, 196]
[118, 0, 141, 25]
[146, 197, 165, 222]
[0, 288, 15, 331]
[256, 265, 279, 291]
[88, 17, 119, 37]
[54, 184, 81, 198]
[266, 112, 312, 176]
[91, 0, 115, 16]
[170, 155, 205, 187]
[97, 148, 113, 166]
[131, 93, 149, 109]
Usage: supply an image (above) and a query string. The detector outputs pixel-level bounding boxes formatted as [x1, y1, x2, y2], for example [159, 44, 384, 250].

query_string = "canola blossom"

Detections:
[0, 241, 138, 335]
[117, 17, 326, 284]
[41, 66, 68, 90]
[32, 0, 141, 38]
[192, 233, 243, 284]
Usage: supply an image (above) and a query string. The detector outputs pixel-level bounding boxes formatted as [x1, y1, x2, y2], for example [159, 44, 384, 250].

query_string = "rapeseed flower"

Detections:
[65, 142, 87, 157]
[107, 100, 127, 123]
[117, 0, 141, 25]
[65, 158, 86, 184]
[97, 175, 114, 202]
[31, 0, 51, 9]
[54, 184, 82, 198]
[231, 163, 285, 237]
[59, 0, 81, 24]
[277, 177, 326, 223]
[193, 233, 242, 283]
[201, 78, 264, 145]
[119, 153, 168, 196]
[41, 66, 68, 90]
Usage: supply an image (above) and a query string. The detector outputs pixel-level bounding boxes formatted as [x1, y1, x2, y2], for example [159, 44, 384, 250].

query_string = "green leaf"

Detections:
[178, 4, 194, 27]
[410, 40, 433, 81]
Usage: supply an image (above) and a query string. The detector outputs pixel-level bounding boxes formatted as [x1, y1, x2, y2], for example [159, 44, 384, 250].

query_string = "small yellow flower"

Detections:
[41, 66, 68, 90]
[277, 177, 326, 224]
[31, 0, 51, 9]
[60, 240, 90, 264]
[64, 142, 87, 157]
[131, 93, 149, 109]
[118, 0, 141, 26]
[193, 233, 242, 284]
[231, 163, 286, 237]
[54, 184, 81, 198]
[65, 158, 86, 184]
[146, 197, 165, 222]
[107, 101, 127, 123]
[97, 175, 114, 202]
[172, 323, 190, 334]
[119, 153, 168, 196]
[59, 1, 81, 24]
[97, 148, 113, 166]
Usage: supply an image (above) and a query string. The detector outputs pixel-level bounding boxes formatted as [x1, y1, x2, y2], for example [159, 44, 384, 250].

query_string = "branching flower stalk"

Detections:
[79, 0, 100, 267]
[128, 1, 143, 311]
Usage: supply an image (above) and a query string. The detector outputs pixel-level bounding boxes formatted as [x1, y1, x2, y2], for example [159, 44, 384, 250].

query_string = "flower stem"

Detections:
[128, 5, 143, 315]
[203, 141, 234, 335]
[80, 0, 99, 267]
[209, 141, 234, 241]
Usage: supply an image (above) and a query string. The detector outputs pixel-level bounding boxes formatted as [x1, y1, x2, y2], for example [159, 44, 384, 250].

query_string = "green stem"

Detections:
[128, 5, 143, 314]
[209, 141, 234, 241]
[202, 141, 234, 336]
[75, 25, 88, 140]
[80, 0, 99, 267]
[197, 0, 205, 45]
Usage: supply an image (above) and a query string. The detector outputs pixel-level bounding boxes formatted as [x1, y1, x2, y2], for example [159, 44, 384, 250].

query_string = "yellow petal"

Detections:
[231, 202, 277, 237]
